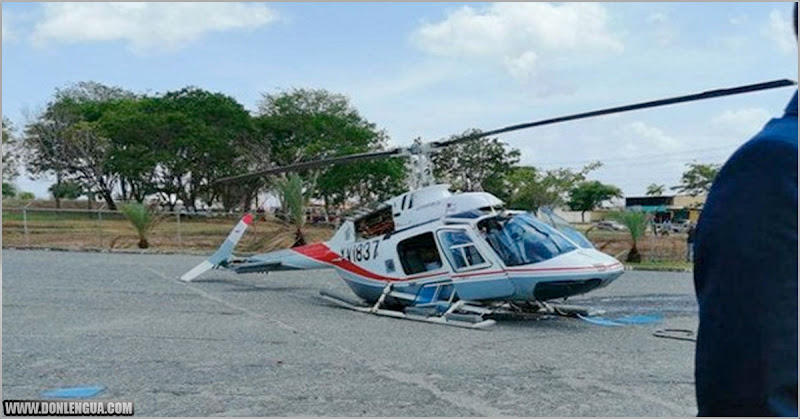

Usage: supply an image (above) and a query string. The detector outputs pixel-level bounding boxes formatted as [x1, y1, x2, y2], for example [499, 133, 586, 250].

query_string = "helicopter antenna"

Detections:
[214, 79, 796, 186]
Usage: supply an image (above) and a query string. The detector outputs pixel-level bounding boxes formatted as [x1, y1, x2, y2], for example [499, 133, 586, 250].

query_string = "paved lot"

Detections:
[2, 249, 699, 416]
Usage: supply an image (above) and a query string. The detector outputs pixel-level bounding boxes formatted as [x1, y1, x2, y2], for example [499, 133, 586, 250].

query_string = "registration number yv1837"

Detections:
[340, 240, 380, 262]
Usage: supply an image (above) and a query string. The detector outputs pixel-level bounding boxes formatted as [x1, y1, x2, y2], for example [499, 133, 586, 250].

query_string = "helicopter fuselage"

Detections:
[259, 185, 624, 306]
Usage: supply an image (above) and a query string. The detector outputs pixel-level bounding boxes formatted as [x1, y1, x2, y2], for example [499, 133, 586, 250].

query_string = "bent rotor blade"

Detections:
[433, 79, 797, 148]
[214, 148, 401, 184]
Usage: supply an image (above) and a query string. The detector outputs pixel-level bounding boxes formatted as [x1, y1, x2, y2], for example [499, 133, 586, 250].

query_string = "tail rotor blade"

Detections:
[180, 213, 254, 282]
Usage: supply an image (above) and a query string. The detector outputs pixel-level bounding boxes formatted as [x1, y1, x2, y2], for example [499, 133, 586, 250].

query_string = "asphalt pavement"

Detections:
[2, 249, 699, 416]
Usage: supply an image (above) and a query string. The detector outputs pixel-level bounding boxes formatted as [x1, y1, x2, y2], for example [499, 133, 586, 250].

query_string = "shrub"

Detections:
[607, 209, 651, 263]
[119, 202, 160, 249]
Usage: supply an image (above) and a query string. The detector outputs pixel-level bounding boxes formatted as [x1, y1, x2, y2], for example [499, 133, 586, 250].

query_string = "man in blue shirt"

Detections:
[693, 5, 798, 415]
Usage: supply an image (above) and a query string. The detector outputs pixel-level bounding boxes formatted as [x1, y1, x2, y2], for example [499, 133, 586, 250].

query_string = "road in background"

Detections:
[2, 250, 698, 416]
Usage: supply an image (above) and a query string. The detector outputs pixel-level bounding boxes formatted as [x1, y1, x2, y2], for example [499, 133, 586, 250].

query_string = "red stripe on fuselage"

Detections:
[291, 243, 446, 282]
[292, 243, 621, 282]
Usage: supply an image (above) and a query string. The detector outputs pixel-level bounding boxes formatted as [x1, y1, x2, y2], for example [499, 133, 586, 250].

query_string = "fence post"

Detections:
[22, 208, 29, 246]
[96, 209, 103, 248]
[176, 211, 182, 251]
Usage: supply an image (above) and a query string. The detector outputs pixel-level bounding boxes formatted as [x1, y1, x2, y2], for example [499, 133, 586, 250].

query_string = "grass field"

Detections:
[2, 208, 335, 254]
[2, 207, 691, 262]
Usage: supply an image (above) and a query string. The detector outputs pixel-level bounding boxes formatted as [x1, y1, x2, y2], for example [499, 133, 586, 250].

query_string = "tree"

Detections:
[22, 100, 80, 208]
[672, 163, 720, 196]
[567, 180, 622, 223]
[496, 162, 603, 211]
[49, 180, 84, 200]
[432, 132, 520, 191]
[645, 183, 666, 196]
[23, 82, 133, 209]
[2, 182, 16, 198]
[255, 88, 405, 209]
[18, 191, 35, 201]
[61, 120, 119, 209]
[2, 117, 19, 181]
[608, 209, 651, 263]
[157, 87, 256, 210]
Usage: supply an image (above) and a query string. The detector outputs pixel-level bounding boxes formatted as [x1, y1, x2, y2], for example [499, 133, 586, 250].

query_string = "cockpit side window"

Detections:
[437, 229, 489, 272]
[397, 232, 443, 275]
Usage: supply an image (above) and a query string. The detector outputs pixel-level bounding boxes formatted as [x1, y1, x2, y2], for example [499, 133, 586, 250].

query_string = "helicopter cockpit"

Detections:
[477, 213, 578, 266]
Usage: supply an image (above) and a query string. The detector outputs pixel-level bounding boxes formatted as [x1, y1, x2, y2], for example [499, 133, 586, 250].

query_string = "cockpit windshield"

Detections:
[477, 213, 577, 266]
[537, 207, 595, 249]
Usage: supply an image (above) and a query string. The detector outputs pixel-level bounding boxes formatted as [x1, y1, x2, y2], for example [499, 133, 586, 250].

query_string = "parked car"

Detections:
[594, 220, 627, 231]
[669, 220, 691, 233]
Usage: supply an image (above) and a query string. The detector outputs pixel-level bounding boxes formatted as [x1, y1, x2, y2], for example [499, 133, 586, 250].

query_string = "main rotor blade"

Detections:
[214, 148, 402, 184]
[433, 79, 797, 148]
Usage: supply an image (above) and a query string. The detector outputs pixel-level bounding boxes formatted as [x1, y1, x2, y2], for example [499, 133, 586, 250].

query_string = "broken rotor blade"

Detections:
[432, 79, 797, 148]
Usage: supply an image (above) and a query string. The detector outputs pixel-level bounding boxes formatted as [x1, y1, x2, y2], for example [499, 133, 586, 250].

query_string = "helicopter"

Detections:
[181, 79, 795, 329]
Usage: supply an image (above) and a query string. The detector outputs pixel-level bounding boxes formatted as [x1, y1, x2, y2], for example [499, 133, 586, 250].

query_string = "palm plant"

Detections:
[274, 173, 317, 247]
[607, 209, 651, 263]
[119, 202, 160, 249]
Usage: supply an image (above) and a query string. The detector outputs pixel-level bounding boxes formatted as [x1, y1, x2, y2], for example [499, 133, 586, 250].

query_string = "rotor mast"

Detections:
[402, 139, 436, 190]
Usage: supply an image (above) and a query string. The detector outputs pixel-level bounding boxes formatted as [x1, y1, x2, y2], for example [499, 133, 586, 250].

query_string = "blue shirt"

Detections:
[694, 91, 798, 416]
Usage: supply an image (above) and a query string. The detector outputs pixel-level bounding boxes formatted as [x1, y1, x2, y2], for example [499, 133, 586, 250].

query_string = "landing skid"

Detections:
[319, 289, 497, 330]
[319, 288, 602, 329]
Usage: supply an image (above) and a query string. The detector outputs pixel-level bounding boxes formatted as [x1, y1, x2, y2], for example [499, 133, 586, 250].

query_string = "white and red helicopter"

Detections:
[181, 80, 795, 329]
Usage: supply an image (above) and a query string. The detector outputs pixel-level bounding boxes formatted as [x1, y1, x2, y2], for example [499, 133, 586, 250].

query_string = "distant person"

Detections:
[685, 222, 695, 262]
[693, 3, 798, 416]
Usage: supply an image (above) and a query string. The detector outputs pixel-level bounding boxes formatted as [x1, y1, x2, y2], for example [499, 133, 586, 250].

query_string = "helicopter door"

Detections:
[436, 228, 515, 301]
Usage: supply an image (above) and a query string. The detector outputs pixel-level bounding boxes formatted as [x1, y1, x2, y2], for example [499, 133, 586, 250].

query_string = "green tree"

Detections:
[567, 180, 622, 223]
[645, 183, 666, 196]
[2, 117, 19, 180]
[496, 162, 603, 211]
[672, 163, 720, 196]
[18, 191, 35, 201]
[23, 82, 133, 209]
[255, 88, 405, 209]
[157, 87, 256, 210]
[608, 209, 651, 263]
[91, 87, 255, 211]
[49, 180, 84, 200]
[2, 182, 16, 198]
[432, 132, 520, 191]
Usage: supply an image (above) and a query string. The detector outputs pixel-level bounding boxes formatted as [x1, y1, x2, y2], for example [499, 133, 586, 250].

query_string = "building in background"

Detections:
[625, 194, 706, 223]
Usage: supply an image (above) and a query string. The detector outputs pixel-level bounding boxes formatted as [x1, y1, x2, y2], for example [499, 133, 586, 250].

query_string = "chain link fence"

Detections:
[1, 207, 335, 254]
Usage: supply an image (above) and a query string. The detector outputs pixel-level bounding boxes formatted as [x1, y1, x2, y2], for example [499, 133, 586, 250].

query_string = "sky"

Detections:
[2, 2, 797, 198]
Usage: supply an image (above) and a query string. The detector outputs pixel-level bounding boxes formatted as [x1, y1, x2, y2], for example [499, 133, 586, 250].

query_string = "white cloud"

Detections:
[30, 2, 278, 52]
[762, 9, 796, 53]
[711, 108, 771, 137]
[615, 121, 682, 155]
[728, 13, 748, 26]
[3, 10, 16, 43]
[646, 12, 674, 46]
[411, 3, 623, 82]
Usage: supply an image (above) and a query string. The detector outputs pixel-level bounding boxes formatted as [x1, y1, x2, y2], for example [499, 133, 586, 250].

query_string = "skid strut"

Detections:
[487, 301, 604, 321]
[319, 289, 496, 330]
